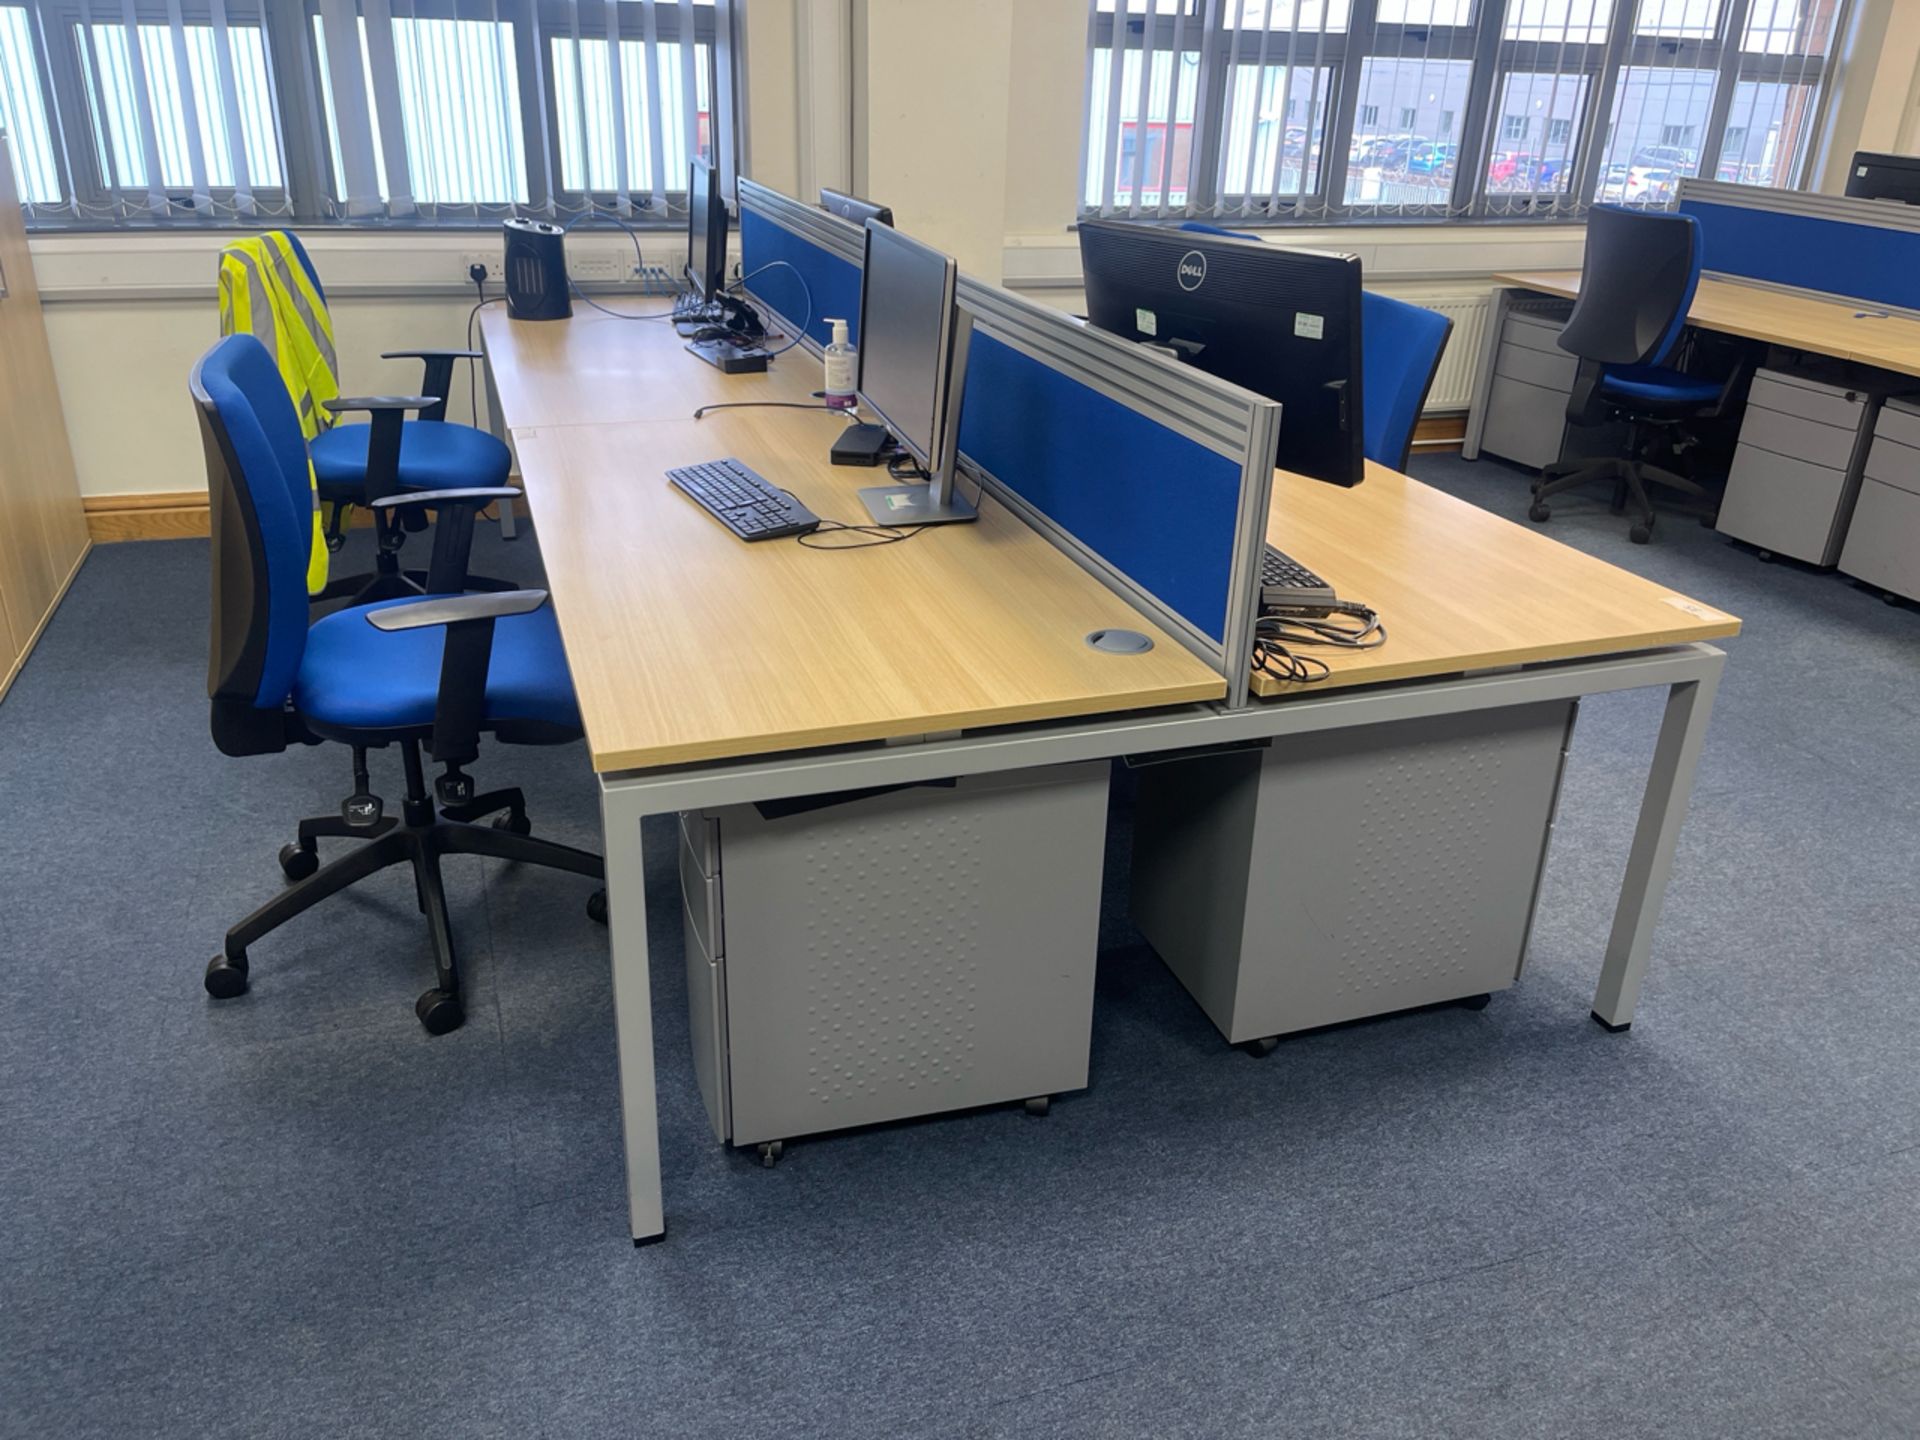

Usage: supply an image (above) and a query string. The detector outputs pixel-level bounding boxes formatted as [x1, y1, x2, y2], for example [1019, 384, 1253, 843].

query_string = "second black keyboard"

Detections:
[1261, 544, 1338, 610]
[668, 458, 820, 541]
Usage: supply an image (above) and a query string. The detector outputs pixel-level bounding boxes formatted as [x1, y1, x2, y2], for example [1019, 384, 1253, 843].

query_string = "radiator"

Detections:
[1414, 294, 1490, 413]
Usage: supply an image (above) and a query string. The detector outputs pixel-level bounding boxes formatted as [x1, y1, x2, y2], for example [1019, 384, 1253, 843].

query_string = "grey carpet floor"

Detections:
[3, 454, 1917, 1439]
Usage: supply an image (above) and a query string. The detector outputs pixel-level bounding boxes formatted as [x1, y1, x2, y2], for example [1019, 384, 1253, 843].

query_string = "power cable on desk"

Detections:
[464, 282, 506, 428]
[692, 401, 852, 420]
[1250, 600, 1387, 685]
[725, 261, 812, 358]
[774, 487, 922, 550]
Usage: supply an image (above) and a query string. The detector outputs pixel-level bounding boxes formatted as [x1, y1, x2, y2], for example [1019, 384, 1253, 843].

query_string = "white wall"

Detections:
[29, 0, 1920, 500]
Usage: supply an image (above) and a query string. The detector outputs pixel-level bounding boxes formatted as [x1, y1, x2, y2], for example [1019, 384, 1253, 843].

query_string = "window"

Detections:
[9, 0, 729, 225]
[1, 7, 62, 204]
[1080, 0, 1852, 224]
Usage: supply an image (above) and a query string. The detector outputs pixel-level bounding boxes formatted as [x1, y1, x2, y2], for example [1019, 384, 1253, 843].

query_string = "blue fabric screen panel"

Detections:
[1679, 199, 1920, 312]
[738, 208, 863, 349]
[959, 332, 1242, 646]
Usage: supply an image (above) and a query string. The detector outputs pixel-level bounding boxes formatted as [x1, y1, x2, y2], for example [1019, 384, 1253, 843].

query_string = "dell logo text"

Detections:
[1176, 250, 1207, 291]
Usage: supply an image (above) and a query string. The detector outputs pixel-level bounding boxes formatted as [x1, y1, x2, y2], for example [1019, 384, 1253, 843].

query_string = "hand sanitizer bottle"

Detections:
[823, 318, 857, 409]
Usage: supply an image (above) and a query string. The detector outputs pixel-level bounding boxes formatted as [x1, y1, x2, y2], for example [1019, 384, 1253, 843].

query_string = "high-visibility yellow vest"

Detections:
[217, 234, 341, 595]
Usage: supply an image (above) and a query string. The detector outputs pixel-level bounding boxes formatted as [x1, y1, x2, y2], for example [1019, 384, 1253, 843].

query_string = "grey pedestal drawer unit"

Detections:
[1129, 702, 1577, 1046]
[1840, 396, 1920, 601]
[679, 764, 1109, 1150]
[1480, 302, 1580, 470]
[1715, 367, 1898, 567]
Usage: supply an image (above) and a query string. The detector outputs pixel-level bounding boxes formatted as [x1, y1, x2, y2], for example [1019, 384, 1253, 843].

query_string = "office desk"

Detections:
[1468, 269, 1920, 460]
[481, 302, 1738, 1244]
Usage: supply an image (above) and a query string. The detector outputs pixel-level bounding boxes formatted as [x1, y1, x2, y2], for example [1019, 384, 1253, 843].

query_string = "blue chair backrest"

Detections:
[280, 231, 328, 309]
[191, 334, 315, 716]
[1182, 222, 1449, 470]
[1360, 291, 1452, 471]
[1560, 205, 1701, 369]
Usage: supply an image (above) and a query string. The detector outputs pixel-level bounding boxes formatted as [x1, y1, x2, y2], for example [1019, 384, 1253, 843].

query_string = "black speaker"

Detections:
[503, 219, 571, 321]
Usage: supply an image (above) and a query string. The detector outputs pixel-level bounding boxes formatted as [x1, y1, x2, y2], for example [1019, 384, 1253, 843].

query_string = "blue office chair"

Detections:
[1360, 291, 1453, 471]
[192, 334, 603, 1034]
[278, 233, 517, 604]
[1528, 204, 1752, 544]
[1179, 222, 1453, 470]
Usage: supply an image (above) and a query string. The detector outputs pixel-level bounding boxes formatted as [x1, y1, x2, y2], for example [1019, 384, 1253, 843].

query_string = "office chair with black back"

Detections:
[192, 333, 603, 1034]
[1528, 204, 1751, 544]
[1179, 223, 1452, 471]
[280, 232, 518, 605]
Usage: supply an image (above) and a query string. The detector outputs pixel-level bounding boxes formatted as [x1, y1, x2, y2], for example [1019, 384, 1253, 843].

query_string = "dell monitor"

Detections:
[1077, 219, 1366, 487]
[687, 158, 728, 302]
[1845, 151, 1920, 205]
[853, 221, 976, 527]
[821, 187, 894, 228]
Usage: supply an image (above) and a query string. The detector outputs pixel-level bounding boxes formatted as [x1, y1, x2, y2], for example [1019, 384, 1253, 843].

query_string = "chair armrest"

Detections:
[368, 487, 520, 510]
[323, 395, 440, 415]
[366, 590, 551, 768]
[365, 589, 548, 632]
[382, 351, 481, 422]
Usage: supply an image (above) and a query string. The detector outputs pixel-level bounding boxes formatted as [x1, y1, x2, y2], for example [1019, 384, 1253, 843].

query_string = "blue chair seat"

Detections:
[310, 419, 512, 498]
[295, 598, 581, 733]
[1600, 364, 1722, 407]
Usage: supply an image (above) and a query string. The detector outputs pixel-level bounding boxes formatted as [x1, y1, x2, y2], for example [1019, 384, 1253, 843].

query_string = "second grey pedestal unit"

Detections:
[1130, 703, 1577, 1047]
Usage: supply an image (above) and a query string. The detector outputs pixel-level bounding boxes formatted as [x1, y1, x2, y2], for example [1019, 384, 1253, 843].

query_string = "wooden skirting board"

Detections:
[85, 489, 520, 542]
[1412, 413, 1467, 450]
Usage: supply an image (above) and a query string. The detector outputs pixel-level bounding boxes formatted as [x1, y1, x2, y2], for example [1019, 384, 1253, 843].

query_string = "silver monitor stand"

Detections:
[858, 313, 978, 526]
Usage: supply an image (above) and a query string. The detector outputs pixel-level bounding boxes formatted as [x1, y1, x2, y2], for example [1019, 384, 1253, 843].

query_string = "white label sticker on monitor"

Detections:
[1136, 307, 1158, 336]
[1295, 312, 1325, 340]
[885, 493, 916, 511]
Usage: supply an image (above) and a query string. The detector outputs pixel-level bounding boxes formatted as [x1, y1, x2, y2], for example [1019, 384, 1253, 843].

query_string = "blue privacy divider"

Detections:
[737, 200, 863, 350]
[958, 332, 1244, 646]
[1678, 191, 1920, 312]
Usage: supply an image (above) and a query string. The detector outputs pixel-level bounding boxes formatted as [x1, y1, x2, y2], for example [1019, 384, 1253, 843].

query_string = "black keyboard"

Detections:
[667, 458, 820, 541]
[1261, 544, 1337, 610]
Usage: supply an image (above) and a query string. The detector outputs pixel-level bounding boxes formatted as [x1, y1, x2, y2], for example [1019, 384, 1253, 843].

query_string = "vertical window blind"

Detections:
[1082, 0, 1851, 224]
[1, 0, 719, 223]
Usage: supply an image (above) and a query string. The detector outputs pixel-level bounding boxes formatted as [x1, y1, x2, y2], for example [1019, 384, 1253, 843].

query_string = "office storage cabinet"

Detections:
[1840, 397, 1920, 601]
[1480, 303, 1579, 470]
[680, 764, 1109, 1150]
[1129, 703, 1576, 1046]
[1715, 366, 1895, 567]
[0, 133, 90, 700]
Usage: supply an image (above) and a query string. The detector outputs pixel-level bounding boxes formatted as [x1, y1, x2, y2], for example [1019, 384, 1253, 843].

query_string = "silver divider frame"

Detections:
[737, 176, 1284, 702]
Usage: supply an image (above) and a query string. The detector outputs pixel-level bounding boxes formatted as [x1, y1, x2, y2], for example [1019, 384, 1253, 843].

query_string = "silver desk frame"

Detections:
[599, 643, 1725, 1243]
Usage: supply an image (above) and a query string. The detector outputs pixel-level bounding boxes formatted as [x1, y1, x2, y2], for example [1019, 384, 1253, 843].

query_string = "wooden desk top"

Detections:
[1250, 461, 1741, 699]
[1495, 269, 1920, 379]
[481, 297, 816, 428]
[511, 414, 1227, 772]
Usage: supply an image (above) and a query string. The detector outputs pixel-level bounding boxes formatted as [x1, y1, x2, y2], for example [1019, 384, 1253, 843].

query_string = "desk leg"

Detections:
[601, 784, 666, 1245]
[1591, 663, 1723, 1030]
[1462, 286, 1516, 462]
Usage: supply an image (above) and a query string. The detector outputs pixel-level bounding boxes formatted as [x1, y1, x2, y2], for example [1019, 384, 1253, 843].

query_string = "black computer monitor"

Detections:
[687, 158, 728, 301]
[1077, 219, 1366, 487]
[1845, 151, 1920, 205]
[852, 221, 976, 527]
[820, 187, 894, 228]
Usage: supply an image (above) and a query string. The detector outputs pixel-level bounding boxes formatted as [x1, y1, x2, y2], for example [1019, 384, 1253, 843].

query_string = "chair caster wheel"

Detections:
[1458, 992, 1492, 1011]
[1528, 502, 1550, 522]
[205, 953, 249, 999]
[279, 841, 318, 882]
[1244, 1036, 1279, 1057]
[587, 890, 608, 925]
[415, 989, 464, 1035]
[758, 1140, 784, 1168]
[1630, 521, 1653, 544]
[1024, 1096, 1050, 1117]
[492, 811, 532, 837]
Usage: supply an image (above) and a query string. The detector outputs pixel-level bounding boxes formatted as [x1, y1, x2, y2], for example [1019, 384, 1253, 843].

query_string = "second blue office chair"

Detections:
[1529, 204, 1751, 543]
[278, 233, 517, 603]
[192, 333, 602, 1034]
[1178, 222, 1453, 471]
